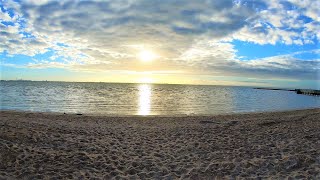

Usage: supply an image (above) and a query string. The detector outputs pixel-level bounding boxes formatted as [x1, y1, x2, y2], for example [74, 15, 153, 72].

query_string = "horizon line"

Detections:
[1, 79, 317, 90]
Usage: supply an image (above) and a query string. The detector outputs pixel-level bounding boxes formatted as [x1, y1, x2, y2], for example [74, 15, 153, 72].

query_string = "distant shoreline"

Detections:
[1, 107, 320, 117]
[254, 87, 295, 91]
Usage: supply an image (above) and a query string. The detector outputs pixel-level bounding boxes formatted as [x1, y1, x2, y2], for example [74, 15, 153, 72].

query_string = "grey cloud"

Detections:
[178, 40, 319, 80]
[18, 0, 259, 38]
[204, 55, 320, 80]
[9, 0, 315, 53]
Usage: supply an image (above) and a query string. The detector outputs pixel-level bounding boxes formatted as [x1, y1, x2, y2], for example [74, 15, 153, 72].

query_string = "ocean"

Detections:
[0, 81, 319, 115]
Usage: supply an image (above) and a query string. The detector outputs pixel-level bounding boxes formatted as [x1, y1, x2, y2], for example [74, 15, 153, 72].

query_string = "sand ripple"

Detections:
[0, 109, 320, 179]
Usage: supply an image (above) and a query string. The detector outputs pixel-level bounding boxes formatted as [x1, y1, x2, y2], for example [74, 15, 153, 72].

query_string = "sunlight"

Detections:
[138, 84, 151, 115]
[138, 77, 154, 84]
[138, 50, 157, 62]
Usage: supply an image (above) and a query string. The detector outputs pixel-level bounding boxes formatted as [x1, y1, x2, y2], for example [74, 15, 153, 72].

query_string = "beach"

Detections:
[0, 109, 319, 179]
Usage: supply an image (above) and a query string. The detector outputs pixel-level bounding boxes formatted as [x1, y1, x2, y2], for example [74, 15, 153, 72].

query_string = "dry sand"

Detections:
[0, 109, 319, 179]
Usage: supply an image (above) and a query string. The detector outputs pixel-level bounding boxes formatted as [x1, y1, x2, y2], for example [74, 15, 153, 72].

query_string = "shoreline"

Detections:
[1, 108, 320, 179]
[1, 107, 319, 118]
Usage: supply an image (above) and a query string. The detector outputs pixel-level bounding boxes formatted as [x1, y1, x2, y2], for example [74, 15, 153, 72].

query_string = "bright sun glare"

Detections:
[138, 50, 157, 62]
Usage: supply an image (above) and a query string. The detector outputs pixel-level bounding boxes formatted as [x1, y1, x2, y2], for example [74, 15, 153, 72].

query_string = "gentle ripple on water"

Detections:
[0, 81, 319, 115]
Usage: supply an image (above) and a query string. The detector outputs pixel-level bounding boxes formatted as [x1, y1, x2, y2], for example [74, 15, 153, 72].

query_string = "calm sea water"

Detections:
[0, 81, 319, 115]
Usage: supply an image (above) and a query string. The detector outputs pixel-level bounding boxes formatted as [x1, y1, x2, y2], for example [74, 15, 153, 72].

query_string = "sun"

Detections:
[138, 50, 157, 62]
[138, 77, 154, 84]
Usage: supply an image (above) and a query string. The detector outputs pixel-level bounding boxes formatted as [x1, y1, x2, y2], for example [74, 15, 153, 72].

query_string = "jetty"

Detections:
[295, 89, 320, 96]
[254, 87, 320, 96]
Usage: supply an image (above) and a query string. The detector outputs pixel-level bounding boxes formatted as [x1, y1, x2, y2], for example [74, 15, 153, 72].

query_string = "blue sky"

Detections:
[0, 0, 319, 89]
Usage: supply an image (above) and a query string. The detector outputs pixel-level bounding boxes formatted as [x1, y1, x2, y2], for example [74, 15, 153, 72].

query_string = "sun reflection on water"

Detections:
[138, 84, 151, 115]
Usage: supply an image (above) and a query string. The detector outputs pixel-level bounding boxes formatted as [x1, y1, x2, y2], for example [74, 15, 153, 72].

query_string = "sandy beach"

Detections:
[0, 109, 319, 179]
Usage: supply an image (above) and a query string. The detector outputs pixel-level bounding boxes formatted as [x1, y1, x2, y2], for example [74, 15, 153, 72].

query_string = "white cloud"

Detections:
[0, 11, 13, 21]
[0, 0, 319, 82]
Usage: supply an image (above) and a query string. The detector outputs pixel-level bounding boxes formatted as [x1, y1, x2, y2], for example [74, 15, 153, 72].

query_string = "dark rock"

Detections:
[259, 121, 280, 126]
[199, 121, 215, 124]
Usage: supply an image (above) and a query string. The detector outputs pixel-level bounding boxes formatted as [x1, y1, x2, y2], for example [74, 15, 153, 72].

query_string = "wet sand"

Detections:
[0, 109, 319, 179]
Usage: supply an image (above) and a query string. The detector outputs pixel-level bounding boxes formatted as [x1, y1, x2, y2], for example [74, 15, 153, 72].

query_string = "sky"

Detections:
[0, 0, 319, 89]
